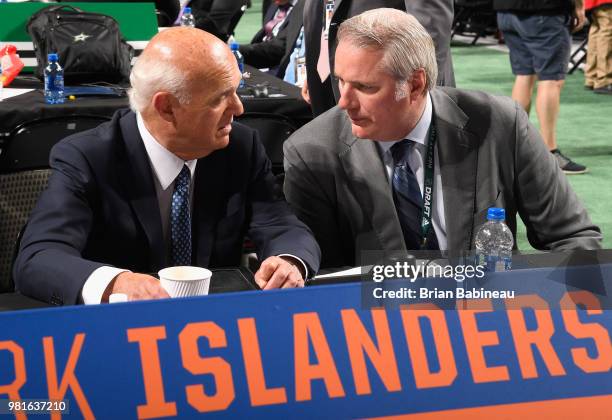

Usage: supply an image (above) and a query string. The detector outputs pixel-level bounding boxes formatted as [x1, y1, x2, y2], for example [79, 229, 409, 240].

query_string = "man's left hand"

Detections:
[254, 256, 305, 290]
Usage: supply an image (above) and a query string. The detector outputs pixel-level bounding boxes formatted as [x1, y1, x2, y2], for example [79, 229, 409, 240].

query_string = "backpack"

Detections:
[26, 5, 134, 84]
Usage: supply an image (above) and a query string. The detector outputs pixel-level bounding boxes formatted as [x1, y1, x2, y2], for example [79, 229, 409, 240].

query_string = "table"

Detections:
[0, 65, 313, 148]
[0, 256, 610, 418]
[0, 267, 258, 312]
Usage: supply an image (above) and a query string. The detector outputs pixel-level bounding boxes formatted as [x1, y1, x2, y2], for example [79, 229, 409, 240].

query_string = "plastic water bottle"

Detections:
[474, 207, 513, 272]
[230, 42, 245, 88]
[44, 53, 65, 105]
[180, 7, 195, 28]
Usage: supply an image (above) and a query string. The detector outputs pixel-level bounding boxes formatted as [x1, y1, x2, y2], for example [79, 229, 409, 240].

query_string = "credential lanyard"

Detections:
[419, 121, 437, 249]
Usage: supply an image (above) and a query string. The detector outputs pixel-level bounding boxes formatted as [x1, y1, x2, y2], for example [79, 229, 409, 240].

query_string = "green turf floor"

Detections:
[236, 7, 612, 249]
[451, 42, 612, 249]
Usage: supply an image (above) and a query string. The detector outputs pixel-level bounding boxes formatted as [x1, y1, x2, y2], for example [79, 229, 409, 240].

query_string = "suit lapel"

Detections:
[192, 149, 228, 267]
[334, 0, 342, 14]
[431, 89, 478, 253]
[338, 117, 406, 255]
[119, 112, 165, 269]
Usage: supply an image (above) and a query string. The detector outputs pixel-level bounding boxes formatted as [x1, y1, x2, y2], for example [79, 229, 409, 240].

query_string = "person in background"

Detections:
[494, 0, 589, 174]
[239, 0, 305, 82]
[252, 0, 298, 43]
[283, 9, 601, 270]
[14, 27, 320, 305]
[187, 0, 248, 40]
[584, 0, 612, 94]
[301, 0, 456, 117]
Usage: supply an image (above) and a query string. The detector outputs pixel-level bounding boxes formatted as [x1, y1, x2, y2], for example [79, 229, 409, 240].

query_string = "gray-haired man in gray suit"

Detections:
[284, 9, 601, 270]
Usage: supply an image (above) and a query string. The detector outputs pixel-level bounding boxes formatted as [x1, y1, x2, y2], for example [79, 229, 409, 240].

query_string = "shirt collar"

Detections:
[136, 112, 197, 190]
[378, 92, 433, 155]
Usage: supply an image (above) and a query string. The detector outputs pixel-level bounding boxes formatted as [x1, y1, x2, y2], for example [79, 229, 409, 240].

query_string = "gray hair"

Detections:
[337, 8, 438, 92]
[128, 53, 192, 113]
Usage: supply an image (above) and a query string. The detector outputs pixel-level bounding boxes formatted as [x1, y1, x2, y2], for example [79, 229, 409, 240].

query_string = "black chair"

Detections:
[0, 115, 110, 293]
[236, 112, 297, 265]
[568, 35, 589, 75]
[236, 112, 298, 176]
[452, 0, 496, 45]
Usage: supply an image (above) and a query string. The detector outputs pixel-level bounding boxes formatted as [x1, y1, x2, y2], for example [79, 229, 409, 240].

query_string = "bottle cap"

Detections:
[183, 7, 191, 13]
[48, 53, 58, 61]
[486, 207, 505, 221]
[230, 42, 239, 50]
[109, 293, 128, 303]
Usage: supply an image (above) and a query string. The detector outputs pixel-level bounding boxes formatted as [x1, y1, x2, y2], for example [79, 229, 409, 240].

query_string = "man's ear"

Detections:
[408, 69, 427, 102]
[151, 92, 178, 124]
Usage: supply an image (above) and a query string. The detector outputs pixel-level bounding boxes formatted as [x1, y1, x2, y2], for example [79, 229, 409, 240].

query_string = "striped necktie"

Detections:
[391, 140, 439, 250]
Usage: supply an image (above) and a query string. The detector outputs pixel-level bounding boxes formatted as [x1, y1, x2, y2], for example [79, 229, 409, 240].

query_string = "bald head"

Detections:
[129, 27, 235, 113]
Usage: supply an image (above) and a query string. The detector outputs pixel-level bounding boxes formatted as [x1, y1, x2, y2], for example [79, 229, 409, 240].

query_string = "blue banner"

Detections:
[0, 266, 611, 419]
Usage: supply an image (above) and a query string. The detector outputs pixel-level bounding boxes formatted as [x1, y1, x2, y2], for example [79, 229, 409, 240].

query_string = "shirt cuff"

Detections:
[81, 266, 129, 305]
[278, 254, 309, 279]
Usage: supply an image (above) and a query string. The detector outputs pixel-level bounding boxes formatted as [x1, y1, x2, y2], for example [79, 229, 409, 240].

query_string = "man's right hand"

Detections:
[102, 272, 170, 302]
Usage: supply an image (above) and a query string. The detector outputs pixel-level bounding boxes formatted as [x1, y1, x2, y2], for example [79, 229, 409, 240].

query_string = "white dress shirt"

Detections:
[81, 114, 196, 304]
[269, 0, 298, 38]
[377, 93, 448, 250]
[82, 113, 307, 303]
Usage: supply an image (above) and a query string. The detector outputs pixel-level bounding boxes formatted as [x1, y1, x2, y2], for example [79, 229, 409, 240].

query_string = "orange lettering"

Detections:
[43, 334, 94, 420]
[458, 299, 510, 383]
[294, 312, 345, 401]
[341, 309, 401, 395]
[237, 318, 287, 406]
[400, 304, 457, 389]
[127, 326, 176, 419]
[505, 295, 566, 379]
[179, 322, 235, 412]
[0, 341, 27, 420]
[560, 291, 612, 373]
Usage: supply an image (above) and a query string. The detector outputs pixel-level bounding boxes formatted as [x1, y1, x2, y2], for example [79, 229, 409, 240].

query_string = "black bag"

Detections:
[26, 5, 134, 84]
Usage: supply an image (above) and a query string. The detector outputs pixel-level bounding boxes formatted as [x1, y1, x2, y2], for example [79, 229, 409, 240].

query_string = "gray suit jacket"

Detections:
[303, 0, 456, 116]
[284, 88, 602, 269]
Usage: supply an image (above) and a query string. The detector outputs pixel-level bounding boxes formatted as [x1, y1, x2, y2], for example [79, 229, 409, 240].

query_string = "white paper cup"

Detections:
[158, 266, 212, 298]
[109, 293, 128, 303]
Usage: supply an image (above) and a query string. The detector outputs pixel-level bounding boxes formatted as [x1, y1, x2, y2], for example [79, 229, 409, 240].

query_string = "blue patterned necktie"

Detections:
[391, 140, 439, 250]
[171, 165, 192, 266]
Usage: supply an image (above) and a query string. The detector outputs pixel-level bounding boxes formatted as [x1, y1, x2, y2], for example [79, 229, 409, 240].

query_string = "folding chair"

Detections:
[236, 112, 298, 176]
[568, 36, 589, 75]
[452, 0, 496, 45]
[235, 112, 298, 269]
[0, 115, 110, 293]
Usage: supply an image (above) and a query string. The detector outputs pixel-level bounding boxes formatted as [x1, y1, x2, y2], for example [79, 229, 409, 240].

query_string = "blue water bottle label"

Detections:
[476, 254, 511, 272]
[45, 74, 63, 91]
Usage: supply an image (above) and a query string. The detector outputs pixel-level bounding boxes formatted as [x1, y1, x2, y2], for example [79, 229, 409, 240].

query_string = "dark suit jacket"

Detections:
[240, 0, 305, 79]
[303, 0, 456, 117]
[189, 0, 247, 39]
[284, 88, 601, 269]
[14, 110, 320, 305]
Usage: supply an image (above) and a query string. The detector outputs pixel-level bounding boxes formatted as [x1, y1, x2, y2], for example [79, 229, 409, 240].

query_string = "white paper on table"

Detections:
[315, 266, 371, 279]
[0, 88, 34, 100]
